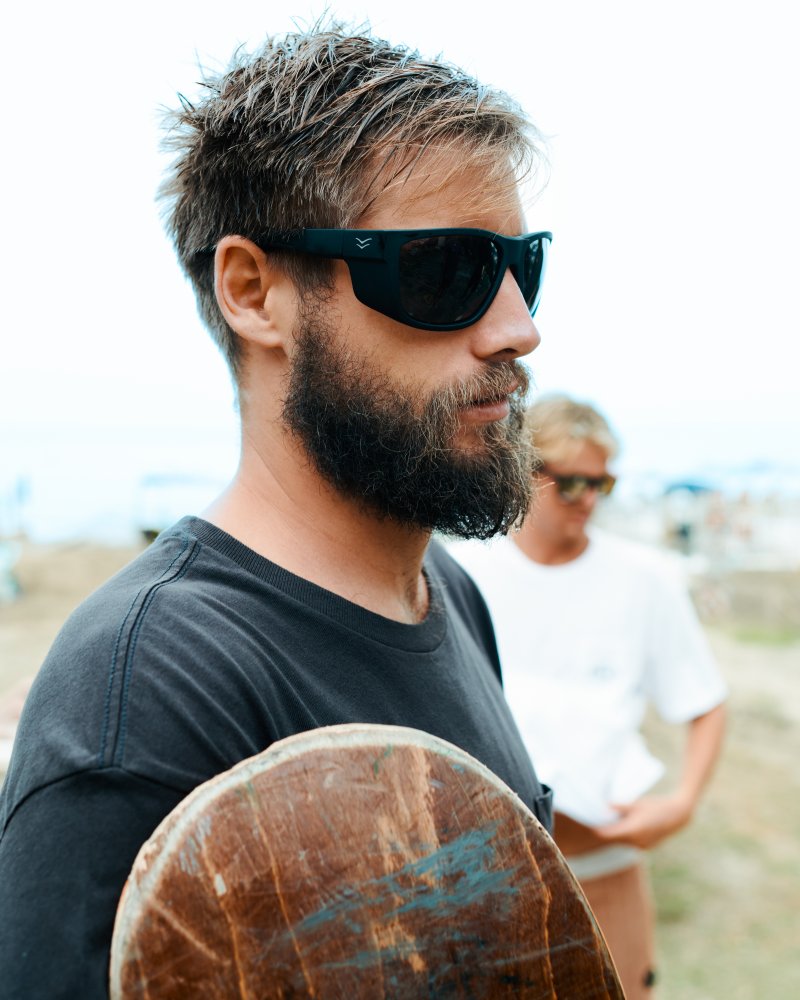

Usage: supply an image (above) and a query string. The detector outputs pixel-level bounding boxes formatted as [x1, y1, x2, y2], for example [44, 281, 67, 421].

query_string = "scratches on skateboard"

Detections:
[111, 724, 623, 998]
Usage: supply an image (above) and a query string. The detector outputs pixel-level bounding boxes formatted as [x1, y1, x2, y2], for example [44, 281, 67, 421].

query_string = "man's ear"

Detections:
[214, 236, 295, 351]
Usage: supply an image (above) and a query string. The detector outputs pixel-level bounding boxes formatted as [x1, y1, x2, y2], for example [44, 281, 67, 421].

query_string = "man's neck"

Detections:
[203, 427, 431, 624]
[511, 518, 590, 566]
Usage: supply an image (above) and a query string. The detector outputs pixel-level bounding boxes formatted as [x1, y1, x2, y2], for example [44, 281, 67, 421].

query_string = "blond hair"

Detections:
[160, 24, 545, 375]
[526, 395, 619, 465]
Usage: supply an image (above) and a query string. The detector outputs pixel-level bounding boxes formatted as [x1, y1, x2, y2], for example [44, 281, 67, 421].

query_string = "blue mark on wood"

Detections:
[178, 815, 213, 876]
[295, 823, 520, 959]
[195, 813, 213, 845]
[372, 744, 395, 777]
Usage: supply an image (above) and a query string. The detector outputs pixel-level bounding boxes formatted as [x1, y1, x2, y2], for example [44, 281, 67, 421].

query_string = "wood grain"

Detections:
[110, 724, 623, 999]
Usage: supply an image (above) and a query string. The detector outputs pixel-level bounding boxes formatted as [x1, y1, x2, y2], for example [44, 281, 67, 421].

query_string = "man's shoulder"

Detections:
[589, 528, 684, 584]
[39, 519, 216, 662]
[586, 530, 703, 632]
[426, 538, 502, 673]
[427, 537, 500, 607]
[427, 536, 473, 581]
[1, 519, 257, 815]
[440, 534, 515, 578]
[52, 516, 275, 645]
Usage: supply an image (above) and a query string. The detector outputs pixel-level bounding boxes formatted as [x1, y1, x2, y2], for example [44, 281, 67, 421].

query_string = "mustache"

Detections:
[435, 361, 531, 413]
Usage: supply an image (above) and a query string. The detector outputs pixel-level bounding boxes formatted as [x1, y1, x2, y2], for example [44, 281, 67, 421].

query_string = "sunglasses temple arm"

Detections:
[256, 230, 345, 258]
[298, 230, 346, 256]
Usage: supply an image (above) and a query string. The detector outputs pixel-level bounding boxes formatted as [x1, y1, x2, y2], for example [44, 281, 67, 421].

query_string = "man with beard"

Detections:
[0, 26, 552, 997]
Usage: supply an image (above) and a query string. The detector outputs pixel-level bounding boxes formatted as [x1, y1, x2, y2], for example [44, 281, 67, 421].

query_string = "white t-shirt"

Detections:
[449, 529, 727, 827]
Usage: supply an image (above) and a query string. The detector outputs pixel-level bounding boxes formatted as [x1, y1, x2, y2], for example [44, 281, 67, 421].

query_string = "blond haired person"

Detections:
[452, 395, 727, 998]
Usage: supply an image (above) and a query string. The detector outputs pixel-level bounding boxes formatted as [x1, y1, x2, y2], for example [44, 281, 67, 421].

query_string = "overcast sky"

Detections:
[2, 0, 798, 485]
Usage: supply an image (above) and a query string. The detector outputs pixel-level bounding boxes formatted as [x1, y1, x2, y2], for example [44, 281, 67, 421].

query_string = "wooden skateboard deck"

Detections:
[110, 724, 623, 998]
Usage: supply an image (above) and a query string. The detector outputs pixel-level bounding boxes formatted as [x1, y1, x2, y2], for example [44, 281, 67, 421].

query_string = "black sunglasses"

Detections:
[542, 471, 617, 503]
[255, 228, 552, 332]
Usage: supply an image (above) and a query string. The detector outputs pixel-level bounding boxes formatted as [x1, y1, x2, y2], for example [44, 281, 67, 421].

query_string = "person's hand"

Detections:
[593, 794, 693, 850]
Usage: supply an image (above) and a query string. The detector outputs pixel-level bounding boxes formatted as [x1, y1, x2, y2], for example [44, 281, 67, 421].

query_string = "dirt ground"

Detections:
[1, 542, 798, 996]
[646, 629, 800, 998]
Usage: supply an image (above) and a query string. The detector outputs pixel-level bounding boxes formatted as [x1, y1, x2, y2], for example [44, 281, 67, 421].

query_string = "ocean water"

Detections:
[1, 425, 238, 543]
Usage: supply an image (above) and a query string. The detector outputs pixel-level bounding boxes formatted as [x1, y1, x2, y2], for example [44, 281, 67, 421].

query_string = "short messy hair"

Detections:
[159, 24, 545, 375]
[526, 395, 620, 465]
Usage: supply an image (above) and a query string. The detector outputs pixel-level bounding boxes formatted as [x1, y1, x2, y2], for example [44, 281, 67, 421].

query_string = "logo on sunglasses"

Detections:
[354, 236, 373, 249]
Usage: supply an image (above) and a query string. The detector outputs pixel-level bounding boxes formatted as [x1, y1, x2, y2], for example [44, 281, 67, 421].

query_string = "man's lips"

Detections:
[460, 385, 517, 424]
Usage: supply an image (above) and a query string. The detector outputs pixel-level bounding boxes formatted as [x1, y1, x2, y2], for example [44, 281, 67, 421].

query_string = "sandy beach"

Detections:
[1, 540, 798, 997]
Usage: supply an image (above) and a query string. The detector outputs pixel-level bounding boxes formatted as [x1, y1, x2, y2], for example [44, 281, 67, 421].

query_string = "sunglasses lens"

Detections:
[556, 474, 616, 502]
[399, 236, 500, 325]
[598, 475, 616, 496]
[557, 477, 585, 502]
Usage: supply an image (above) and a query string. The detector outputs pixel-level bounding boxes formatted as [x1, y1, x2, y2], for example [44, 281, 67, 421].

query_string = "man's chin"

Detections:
[563, 516, 590, 539]
[451, 424, 495, 456]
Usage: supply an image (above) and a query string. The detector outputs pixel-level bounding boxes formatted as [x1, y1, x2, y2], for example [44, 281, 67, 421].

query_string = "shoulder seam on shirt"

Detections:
[114, 538, 204, 765]
[97, 534, 201, 767]
[0, 764, 186, 839]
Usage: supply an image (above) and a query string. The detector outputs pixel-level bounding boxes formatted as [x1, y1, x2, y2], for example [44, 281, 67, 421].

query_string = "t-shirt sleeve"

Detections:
[0, 767, 184, 1000]
[642, 566, 728, 723]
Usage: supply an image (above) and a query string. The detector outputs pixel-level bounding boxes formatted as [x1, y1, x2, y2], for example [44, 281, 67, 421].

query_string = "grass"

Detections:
[728, 624, 800, 646]
[644, 633, 800, 998]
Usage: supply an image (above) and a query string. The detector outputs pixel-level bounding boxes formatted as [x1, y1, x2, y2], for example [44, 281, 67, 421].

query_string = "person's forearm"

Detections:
[675, 702, 727, 813]
[591, 703, 727, 850]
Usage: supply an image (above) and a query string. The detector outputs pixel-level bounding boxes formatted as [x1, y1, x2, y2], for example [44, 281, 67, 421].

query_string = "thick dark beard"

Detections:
[282, 310, 536, 539]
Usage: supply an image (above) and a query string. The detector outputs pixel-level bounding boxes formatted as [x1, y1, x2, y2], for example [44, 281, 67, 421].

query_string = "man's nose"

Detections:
[578, 486, 601, 510]
[469, 271, 541, 362]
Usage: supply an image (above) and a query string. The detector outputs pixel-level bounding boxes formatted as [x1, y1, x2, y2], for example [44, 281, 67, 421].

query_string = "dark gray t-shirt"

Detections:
[0, 517, 550, 998]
